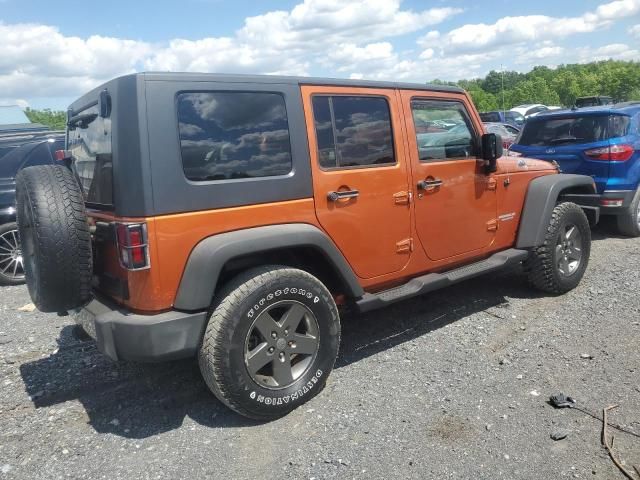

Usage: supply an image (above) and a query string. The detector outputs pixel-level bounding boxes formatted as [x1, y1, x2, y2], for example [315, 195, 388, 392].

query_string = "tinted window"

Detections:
[609, 115, 631, 138]
[518, 115, 628, 146]
[177, 92, 292, 181]
[68, 104, 113, 206]
[480, 112, 501, 123]
[312, 96, 395, 169]
[505, 112, 524, 124]
[411, 100, 475, 161]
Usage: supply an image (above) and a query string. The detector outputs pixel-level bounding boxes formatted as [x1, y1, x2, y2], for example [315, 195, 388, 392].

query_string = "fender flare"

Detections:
[173, 223, 364, 311]
[516, 174, 596, 249]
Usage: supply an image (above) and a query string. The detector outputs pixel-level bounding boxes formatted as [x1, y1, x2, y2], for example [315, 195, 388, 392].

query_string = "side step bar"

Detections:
[356, 248, 529, 313]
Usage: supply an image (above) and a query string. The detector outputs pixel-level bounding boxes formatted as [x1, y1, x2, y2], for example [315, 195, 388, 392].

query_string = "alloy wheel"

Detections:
[555, 223, 582, 277]
[0, 229, 25, 282]
[244, 300, 320, 389]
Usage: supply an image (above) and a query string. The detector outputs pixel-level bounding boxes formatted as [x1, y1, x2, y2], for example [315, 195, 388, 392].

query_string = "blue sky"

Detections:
[1, 0, 639, 109]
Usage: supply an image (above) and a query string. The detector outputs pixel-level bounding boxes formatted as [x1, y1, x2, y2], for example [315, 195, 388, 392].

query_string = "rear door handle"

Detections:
[417, 179, 443, 190]
[327, 190, 359, 201]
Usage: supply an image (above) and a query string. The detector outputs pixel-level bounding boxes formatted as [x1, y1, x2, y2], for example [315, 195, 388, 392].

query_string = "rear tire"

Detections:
[198, 266, 340, 420]
[15, 165, 92, 312]
[615, 188, 640, 237]
[524, 202, 590, 294]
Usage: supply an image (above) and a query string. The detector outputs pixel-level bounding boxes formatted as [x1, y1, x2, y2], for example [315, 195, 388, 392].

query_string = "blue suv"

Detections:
[510, 102, 640, 236]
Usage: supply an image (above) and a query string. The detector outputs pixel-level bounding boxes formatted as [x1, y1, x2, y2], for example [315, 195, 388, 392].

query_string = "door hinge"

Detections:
[393, 191, 411, 205]
[486, 219, 498, 232]
[487, 177, 497, 191]
[396, 238, 414, 254]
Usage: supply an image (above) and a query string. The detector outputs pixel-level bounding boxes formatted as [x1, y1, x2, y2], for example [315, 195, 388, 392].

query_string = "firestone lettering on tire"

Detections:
[250, 369, 324, 405]
[247, 288, 321, 320]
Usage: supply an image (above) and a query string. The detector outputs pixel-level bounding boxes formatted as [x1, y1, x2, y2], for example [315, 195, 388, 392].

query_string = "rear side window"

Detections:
[177, 92, 292, 181]
[68, 104, 113, 207]
[311, 96, 395, 169]
[411, 99, 475, 161]
[518, 115, 629, 146]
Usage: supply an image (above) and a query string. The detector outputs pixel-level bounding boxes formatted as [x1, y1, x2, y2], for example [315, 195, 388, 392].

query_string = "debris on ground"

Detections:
[550, 393, 577, 409]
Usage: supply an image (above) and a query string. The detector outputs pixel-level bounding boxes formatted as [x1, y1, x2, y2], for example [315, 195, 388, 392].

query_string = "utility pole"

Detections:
[501, 64, 505, 114]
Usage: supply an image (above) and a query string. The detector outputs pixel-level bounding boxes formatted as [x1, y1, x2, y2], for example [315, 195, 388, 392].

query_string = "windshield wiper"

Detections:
[549, 136, 585, 145]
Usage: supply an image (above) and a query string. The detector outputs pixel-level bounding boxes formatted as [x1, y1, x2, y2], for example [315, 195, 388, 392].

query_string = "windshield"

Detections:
[68, 104, 113, 207]
[517, 114, 629, 146]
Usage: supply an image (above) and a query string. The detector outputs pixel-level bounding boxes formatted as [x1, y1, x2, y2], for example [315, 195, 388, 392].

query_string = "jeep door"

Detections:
[400, 91, 497, 261]
[301, 86, 412, 279]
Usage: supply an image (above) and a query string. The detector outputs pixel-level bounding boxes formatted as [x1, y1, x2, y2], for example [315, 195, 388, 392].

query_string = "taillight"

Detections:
[115, 223, 150, 270]
[584, 144, 634, 161]
[54, 149, 71, 162]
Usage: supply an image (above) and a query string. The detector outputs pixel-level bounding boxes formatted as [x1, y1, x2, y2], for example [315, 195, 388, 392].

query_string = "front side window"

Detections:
[312, 95, 395, 169]
[411, 100, 475, 161]
[177, 92, 292, 181]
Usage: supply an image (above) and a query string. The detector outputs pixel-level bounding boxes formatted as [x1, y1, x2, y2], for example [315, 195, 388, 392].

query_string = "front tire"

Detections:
[198, 266, 340, 420]
[524, 202, 591, 294]
[615, 187, 640, 237]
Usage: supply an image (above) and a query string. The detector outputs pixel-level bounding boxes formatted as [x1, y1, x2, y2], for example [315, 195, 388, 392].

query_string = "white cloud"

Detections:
[0, 0, 463, 102]
[578, 43, 640, 61]
[441, 0, 640, 53]
[1, 0, 639, 108]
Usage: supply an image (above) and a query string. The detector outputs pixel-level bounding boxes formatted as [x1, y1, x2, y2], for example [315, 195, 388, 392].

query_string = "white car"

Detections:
[510, 104, 549, 119]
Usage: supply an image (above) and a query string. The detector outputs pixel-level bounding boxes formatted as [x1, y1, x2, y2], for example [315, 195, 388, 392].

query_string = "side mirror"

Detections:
[481, 133, 503, 174]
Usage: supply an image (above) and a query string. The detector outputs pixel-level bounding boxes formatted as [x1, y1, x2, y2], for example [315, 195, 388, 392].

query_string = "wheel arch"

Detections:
[516, 174, 597, 249]
[173, 223, 364, 311]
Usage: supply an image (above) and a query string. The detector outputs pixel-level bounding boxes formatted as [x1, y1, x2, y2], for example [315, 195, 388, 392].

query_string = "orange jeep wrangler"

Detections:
[15, 73, 599, 420]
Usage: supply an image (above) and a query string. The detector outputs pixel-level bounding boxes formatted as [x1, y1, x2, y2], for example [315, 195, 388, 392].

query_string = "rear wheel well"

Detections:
[216, 247, 351, 300]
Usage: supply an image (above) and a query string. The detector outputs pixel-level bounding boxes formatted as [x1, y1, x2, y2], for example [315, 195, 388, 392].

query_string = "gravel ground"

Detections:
[1, 226, 639, 480]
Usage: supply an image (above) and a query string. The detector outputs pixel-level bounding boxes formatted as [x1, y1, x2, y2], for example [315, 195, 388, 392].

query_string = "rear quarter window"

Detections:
[177, 92, 293, 181]
[68, 104, 113, 207]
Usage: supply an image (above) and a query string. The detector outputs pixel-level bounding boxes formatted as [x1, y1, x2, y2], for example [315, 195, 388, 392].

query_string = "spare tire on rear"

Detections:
[15, 165, 93, 313]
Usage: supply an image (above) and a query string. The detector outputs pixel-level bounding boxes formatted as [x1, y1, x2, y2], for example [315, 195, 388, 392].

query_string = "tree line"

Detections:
[431, 60, 640, 113]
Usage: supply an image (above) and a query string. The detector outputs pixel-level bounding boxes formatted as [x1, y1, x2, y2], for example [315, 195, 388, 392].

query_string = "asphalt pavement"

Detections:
[1, 225, 639, 479]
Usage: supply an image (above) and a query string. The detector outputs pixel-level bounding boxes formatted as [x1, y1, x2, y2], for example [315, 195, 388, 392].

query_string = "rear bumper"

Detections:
[562, 190, 636, 219]
[73, 295, 208, 362]
[598, 190, 636, 214]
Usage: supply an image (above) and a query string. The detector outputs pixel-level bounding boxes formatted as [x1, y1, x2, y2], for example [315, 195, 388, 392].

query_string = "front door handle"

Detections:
[327, 189, 359, 201]
[417, 178, 443, 190]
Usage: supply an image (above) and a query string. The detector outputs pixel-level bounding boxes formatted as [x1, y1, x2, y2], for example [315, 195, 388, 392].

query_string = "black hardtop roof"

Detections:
[70, 72, 464, 110]
[138, 71, 464, 93]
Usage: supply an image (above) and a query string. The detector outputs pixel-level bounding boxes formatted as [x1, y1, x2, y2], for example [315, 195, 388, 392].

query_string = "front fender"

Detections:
[516, 174, 596, 249]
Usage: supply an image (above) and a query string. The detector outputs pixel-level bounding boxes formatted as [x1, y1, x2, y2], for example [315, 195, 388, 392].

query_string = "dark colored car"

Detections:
[479, 110, 525, 128]
[575, 96, 613, 108]
[0, 134, 64, 285]
[483, 122, 520, 149]
[509, 102, 640, 236]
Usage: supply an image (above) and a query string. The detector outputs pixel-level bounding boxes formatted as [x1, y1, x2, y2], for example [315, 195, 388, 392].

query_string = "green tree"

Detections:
[24, 108, 66, 130]
[467, 88, 499, 112]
